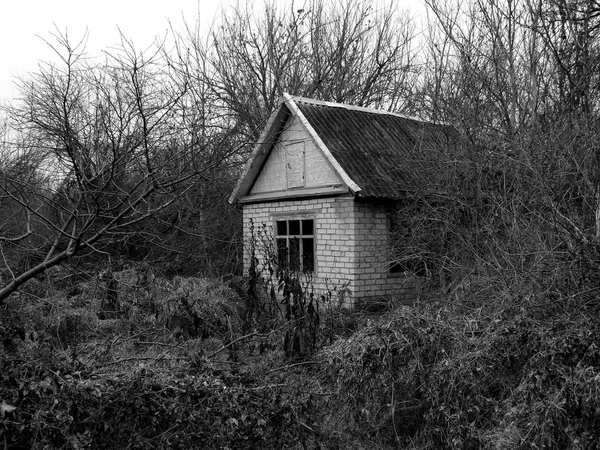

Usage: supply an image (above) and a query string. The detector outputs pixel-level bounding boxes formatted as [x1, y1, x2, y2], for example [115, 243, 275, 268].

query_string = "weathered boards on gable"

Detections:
[230, 94, 460, 307]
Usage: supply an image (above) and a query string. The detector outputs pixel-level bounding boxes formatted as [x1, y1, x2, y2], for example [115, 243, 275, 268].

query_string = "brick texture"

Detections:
[243, 196, 421, 307]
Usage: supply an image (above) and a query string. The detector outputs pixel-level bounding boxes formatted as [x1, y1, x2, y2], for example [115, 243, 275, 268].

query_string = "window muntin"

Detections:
[275, 218, 315, 272]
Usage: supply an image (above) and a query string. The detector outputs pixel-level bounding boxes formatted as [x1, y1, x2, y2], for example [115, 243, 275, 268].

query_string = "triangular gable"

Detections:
[250, 111, 345, 194]
[229, 94, 360, 204]
[230, 93, 460, 203]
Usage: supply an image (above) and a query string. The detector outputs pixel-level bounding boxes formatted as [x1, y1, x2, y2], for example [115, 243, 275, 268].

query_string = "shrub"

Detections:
[55, 308, 99, 348]
[315, 300, 600, 450]
[1, 365, 323, 450]
[156, 276, 243, 341]
[318, 305, 454, 447]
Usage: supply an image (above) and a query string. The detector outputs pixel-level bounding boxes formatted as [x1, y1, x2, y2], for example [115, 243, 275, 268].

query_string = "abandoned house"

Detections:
[229, 94, 460, 307]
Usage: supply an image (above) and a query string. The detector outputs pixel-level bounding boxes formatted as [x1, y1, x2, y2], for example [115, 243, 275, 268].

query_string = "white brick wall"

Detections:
[243, 196, 420, 307]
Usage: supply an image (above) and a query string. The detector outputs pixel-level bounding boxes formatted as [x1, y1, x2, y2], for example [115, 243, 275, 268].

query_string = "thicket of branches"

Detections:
[386, 0, 600, 309]
[0, 0, 423, 302]
[3, 1, 600, 448]
[1, 0, 599, 306]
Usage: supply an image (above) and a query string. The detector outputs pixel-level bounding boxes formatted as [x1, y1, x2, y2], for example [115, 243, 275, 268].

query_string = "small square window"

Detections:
[275, 218, 315, 272]
[389, 210, 428, 276]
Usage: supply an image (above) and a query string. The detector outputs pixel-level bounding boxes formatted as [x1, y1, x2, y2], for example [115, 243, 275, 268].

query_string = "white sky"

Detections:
[0, 0, 222, 103]
[0, 0, 424, 104]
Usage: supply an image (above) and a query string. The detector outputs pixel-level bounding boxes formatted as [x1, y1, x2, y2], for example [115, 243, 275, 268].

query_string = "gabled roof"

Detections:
[229, 93, 460, 203]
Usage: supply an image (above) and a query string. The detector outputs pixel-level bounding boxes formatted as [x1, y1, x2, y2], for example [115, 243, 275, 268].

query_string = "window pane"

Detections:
[277, 238, 288, 268]
[289, 220, 300, 235]
[302, 238, 314, 272]
[302, 219, 313, 235]
[276, 221, 287, 236]
[289, 237, 300, 271]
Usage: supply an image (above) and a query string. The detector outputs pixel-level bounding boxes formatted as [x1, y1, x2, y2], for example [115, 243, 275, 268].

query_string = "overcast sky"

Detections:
[0, 0, 424, 104]
[0, 0, 223, 103]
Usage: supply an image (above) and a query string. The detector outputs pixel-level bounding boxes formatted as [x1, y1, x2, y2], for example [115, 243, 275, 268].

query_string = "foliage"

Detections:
[318, 305, 454, 447]
[1, 356, 321, 450]
[4, 0, 600, 448]
[4, 267, 600, 449]
[0, 272, 324, 449]
[317, 298, 600, 449]
[156, 275, 244, 341]
[246, 219, 323, 359]
[278, 270, 320, 359]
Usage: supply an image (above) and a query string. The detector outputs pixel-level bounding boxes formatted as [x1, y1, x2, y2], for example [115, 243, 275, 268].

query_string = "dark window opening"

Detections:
[277, 221, 287, 235]
[389, 211, 428, 276]
[276, 219, 315, 272]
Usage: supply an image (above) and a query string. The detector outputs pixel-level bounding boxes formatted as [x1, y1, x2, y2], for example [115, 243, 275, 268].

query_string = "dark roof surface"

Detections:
[294, 97, 460, 199]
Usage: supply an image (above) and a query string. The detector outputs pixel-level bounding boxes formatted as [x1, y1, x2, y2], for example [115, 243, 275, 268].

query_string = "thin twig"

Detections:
[248, 383, 288, 390]
[101, 356, 167, 367]
[109, 326, 157, 347]
[134, 341, 182, 349]
[206, 318, 305, 360]
[267, 361, 320, 374]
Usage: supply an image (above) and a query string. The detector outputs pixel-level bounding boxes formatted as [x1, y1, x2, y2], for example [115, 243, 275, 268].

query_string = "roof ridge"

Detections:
[284, 93, 439, 125]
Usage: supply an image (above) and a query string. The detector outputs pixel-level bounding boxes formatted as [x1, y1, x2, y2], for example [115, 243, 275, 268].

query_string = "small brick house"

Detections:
[229, 94, 459, 307]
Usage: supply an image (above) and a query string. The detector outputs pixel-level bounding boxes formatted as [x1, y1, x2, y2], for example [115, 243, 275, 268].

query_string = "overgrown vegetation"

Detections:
[3, 271, 600, 449]
[3, 0, 600, 447]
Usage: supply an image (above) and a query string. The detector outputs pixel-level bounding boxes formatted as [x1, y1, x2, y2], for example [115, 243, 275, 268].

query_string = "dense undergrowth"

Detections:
[2, 266, 600, 449]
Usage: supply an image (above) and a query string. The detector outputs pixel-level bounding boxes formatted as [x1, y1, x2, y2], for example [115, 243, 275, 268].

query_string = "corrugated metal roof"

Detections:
[293, 97, 460, 199]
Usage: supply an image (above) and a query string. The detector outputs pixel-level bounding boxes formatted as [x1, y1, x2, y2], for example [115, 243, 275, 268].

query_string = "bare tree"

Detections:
[173, 0, 420, 140]
[151, 0, 422, 275]
[0, 30, 236, 303]
[422, 0, 552, 143]
[404, 0, 600, 299]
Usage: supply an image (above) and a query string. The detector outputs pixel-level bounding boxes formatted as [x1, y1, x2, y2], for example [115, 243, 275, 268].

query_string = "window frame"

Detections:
[273, 214, 316, 274]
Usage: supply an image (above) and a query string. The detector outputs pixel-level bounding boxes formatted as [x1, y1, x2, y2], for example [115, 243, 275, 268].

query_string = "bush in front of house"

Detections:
[4, 264, 600, 450]
[316, 299, 600, 449]
[0, 271, 321, 449]
[1, 363, 322, 450]
[317, 305, 454, 448]
[154, 276, 244, 341]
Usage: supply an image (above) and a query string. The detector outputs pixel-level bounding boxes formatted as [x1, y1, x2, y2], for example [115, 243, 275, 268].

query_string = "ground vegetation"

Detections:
[3, 0, 600, 448]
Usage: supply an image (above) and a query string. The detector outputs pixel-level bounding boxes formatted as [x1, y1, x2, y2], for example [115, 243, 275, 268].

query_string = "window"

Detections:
[389, 209, 429, 276]
[275, 218, 314, 272]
